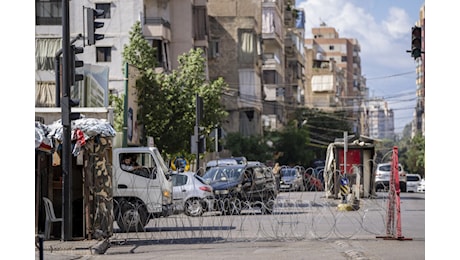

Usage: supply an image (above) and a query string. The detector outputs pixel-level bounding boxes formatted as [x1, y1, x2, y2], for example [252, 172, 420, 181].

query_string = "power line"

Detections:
[366, 71, 415, 81]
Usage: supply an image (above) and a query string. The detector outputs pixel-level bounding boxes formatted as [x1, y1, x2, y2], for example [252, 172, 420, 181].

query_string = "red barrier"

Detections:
[377, 146, 412, 241]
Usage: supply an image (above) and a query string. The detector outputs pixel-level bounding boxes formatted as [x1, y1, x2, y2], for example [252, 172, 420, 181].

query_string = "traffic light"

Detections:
[411, 26, 422, 59]
[217, 127, 223, 152]
[70, 45, 84, 85]
[87, 8, 105, 45]
[198, 126, 206, 153]
[69, 98, 81, 121]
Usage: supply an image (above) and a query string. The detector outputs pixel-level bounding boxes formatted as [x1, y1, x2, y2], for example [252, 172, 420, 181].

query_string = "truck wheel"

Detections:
[184, 198, 204, 217]
[118, 200, 149, 232]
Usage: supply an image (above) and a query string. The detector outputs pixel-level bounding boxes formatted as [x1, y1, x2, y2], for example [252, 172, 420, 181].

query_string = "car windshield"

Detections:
[407, 175, 420, 182]
[379, 164, 402, 172]
[202, 165, 244, 182]
[281, 169, 296, 177]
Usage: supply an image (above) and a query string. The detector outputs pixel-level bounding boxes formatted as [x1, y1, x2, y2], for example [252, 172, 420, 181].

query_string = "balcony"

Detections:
[143, 17, 171, 41]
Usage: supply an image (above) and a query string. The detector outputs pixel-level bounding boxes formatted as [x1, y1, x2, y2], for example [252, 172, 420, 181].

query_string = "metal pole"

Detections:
[61, 0, 72, 241]
[55, 52, 62, 107]
[195, 93, 200, 170]
[122, 62, 128, 147]
[344, 131, 348, 175]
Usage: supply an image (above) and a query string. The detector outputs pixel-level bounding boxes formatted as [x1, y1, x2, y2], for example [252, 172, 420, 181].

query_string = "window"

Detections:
[329, 45, 334, 50]
[95, 3, 111, 18]
[151, 39, 170, 70]
[36, 0, 62, 25]
[238, 29, 256, 65]
[210, 39, 220, 58]
[120, 152, 157, 179]
[96, 47, 111, 62]
[341, 56, 347, 62]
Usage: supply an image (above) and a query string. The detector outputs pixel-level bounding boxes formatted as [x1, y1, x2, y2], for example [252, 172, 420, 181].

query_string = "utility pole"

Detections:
[195, 93, 202, 170]
[61, 0, 72, 241]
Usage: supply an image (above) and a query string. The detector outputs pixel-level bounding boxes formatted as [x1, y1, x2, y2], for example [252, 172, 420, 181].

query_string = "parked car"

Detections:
[417, 178, 425, 192]
[171, 172, 215, 217]
[201, 163, 278, 215]
[205, 157, 247, 171]
[279, 167, 305, 192]
[374, 163, 407, 192]
[406, 173, 422, 193]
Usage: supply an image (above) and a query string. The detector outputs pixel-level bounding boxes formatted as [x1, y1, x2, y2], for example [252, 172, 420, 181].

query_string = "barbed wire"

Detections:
[108, 163, 398, 244]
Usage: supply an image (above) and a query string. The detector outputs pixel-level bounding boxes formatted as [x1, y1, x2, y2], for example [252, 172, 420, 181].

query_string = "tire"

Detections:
[116, 199, 149, 232]
[184, 199, 204, 217]
[400, 182, 407, 192]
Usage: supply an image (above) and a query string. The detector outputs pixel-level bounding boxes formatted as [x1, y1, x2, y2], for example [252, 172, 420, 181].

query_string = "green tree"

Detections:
[122, 21, 157, 72]
[151, 48, 228, 155]
[122, 22, 227, 157]
[274, 120, 314, 166]
[225, 132, 273, 162]
[401, 133, 425, 177]
[293, 107, 352, 163]
[109, 94, 124, 132]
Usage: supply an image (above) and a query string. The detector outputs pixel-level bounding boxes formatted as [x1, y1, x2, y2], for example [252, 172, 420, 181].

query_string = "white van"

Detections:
[112, 147, 174, 232]
[406, 173, 422, 193]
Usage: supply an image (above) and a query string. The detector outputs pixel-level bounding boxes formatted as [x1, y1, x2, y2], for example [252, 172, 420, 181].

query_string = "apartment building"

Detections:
[282, 5, 306, 124]
[367, 99, 395, 140]
[304, 24, 367, 134]
[206, 0, 264, 136]
[207, 0, 304, 135]
[412, 3, 425, 138]
[35, 0, 209, 109]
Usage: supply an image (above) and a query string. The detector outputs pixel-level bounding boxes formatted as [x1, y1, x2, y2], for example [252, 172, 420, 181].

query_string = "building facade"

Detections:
[367, 99, 395, 140]
[35, 0, 209, 106]
[304, 24, 367, 134]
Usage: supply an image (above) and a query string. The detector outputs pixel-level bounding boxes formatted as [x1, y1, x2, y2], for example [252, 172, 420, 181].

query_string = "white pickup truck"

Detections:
[112, 147, 173, 232]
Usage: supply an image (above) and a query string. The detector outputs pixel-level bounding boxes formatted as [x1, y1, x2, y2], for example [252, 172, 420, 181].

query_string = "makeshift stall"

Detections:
[35, 118, 116, 240]
[324, 135, 377, 200]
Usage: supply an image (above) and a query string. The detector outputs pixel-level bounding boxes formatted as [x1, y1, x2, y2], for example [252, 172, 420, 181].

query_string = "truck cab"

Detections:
[112, 147, 173, 232]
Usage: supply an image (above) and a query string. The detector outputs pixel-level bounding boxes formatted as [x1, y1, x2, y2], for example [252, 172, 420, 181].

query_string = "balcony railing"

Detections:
[144, 17, 171, 28]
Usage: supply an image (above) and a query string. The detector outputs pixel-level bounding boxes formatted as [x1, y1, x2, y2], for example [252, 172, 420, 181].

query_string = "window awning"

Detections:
[36, 38, 62, 71]
[312, 75, 334, 92]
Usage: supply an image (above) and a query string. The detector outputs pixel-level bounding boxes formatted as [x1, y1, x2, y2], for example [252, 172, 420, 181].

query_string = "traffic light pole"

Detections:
[54, 34, 82, 107]
[195, 94, 201, 171]
[61, 0, 73, 241]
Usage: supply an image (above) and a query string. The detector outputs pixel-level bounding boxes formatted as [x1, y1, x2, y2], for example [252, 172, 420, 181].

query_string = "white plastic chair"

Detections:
[42, 197, 62, 239]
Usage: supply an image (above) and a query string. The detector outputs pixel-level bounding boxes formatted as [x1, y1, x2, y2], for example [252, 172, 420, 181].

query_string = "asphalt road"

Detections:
[34, 191, 426, 260]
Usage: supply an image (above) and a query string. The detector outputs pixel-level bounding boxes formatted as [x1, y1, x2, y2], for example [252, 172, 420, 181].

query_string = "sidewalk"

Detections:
[36, 236, 108, 256]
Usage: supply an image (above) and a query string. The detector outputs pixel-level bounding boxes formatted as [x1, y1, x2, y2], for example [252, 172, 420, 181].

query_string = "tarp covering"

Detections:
[35, 121, 53, 152]
[35, 118, 116, 155]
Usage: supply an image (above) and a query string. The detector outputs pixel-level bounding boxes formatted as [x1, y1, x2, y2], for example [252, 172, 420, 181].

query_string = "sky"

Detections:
[295, 0, 425, 134]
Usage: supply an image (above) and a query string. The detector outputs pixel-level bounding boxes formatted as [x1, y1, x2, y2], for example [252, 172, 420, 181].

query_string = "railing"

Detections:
[144, 17, 171, 28]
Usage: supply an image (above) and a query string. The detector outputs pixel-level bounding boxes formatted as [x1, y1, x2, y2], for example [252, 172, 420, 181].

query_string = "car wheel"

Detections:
[400, 182, 407, 192]
[117, 199, 149, 233]
[184, 198, 204, 217]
